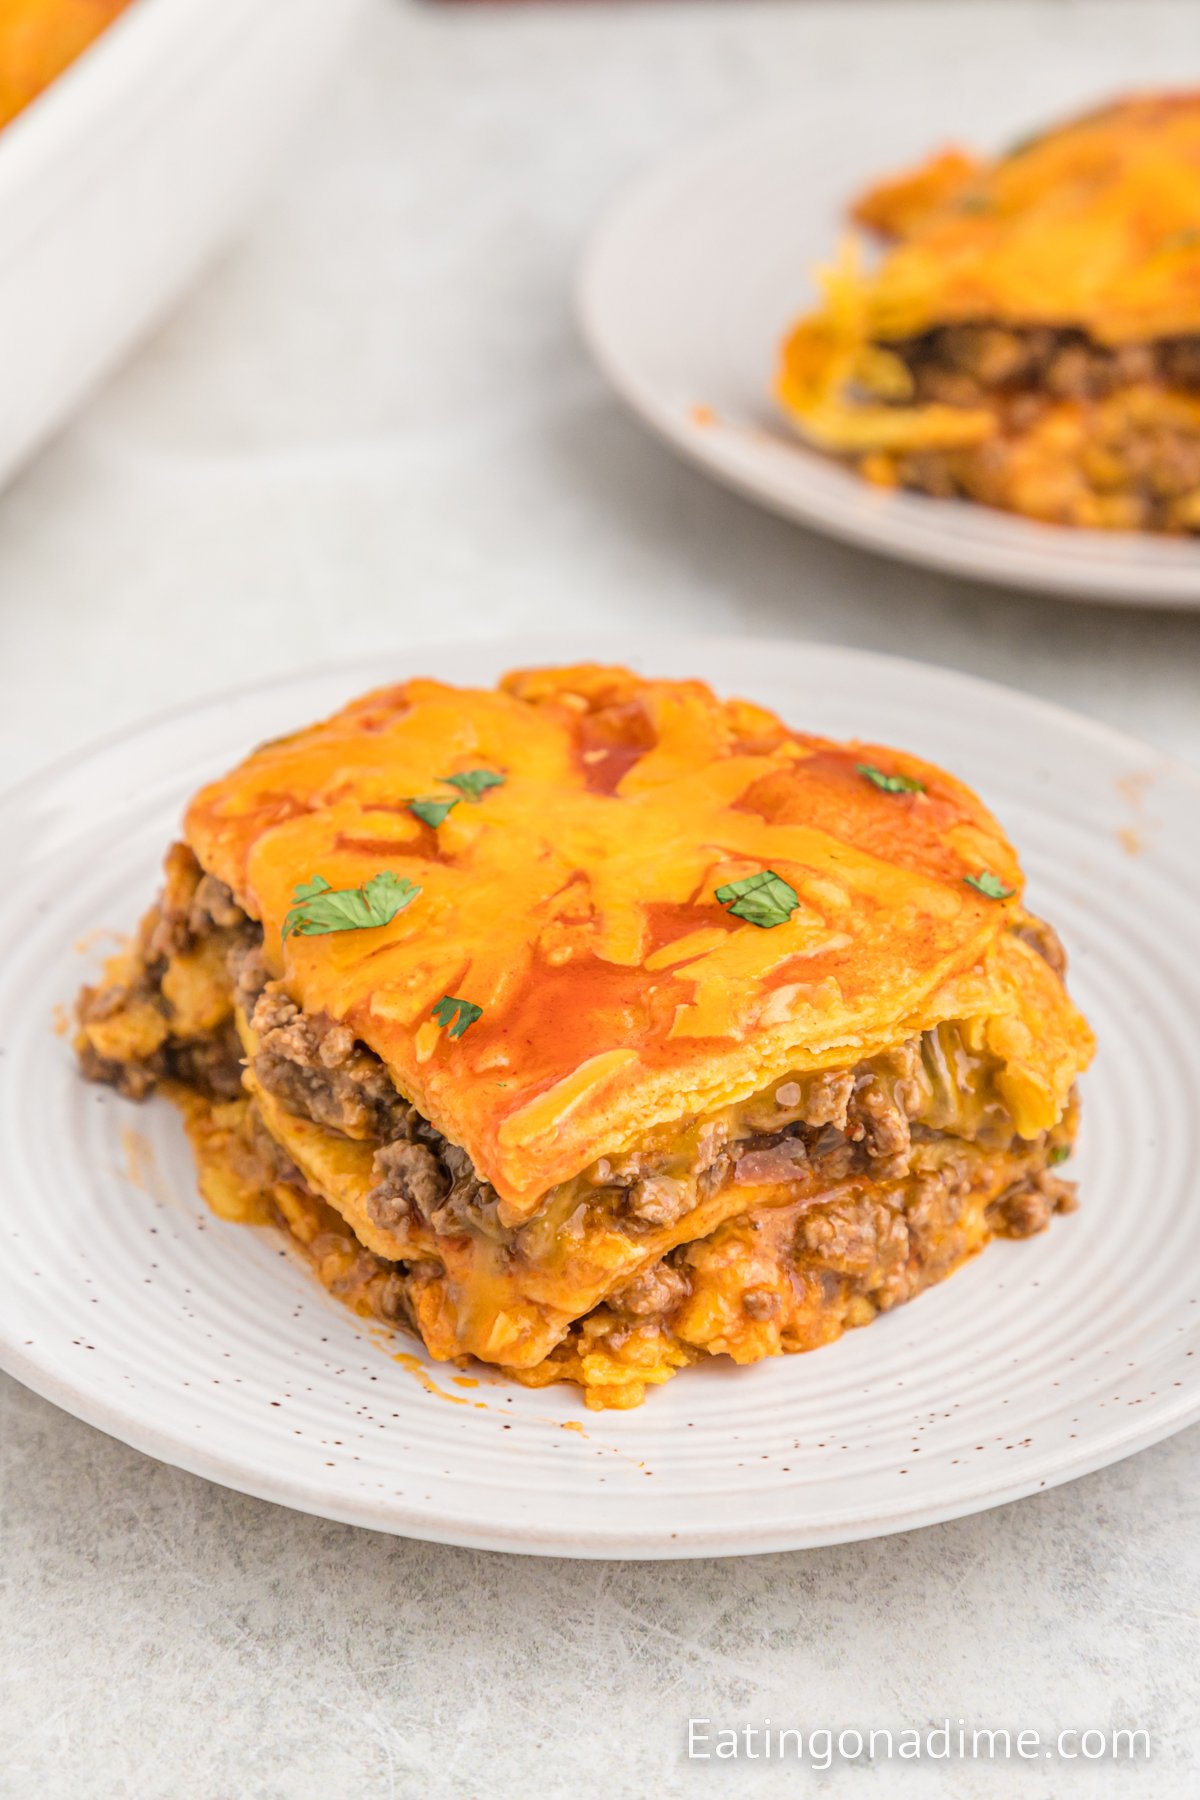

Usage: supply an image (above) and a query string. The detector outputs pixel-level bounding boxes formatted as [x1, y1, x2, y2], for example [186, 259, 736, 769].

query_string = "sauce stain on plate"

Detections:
[1116, 768, 1161, 857]
[120, 1125, 169, 1202]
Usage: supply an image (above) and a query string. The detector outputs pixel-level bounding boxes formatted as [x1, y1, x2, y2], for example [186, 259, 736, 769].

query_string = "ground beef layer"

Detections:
[174, 1084, 1074, 1410]
[854, 325, 1200, 532]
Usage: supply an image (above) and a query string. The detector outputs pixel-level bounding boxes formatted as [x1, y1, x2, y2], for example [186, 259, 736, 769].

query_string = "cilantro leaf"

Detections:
[857, 763, 925, 795]
[964, 871, 1015, 901]
[1156, 227, 1200, 255]
[282, 871, 420, 939]
[1003, 128, 1046, 159]
[432, 995, 483, 1040]
[714, 869, 799, 929]
[291, 875, 332, 902]
[1048, 1145, 1071, 1166]
[409, 796, 459, 829]
[441, 769, 505, 802]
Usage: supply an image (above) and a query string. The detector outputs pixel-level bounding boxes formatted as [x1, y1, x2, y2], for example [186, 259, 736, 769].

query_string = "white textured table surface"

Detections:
[3, 2, 1199, 1795]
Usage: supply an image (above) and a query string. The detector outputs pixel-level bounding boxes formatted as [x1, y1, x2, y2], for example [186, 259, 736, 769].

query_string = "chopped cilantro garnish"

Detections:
[432, 995, 483, 1040]
[964, 871, 1015, 901]
[1048, 1146, 1071, 1166]
[1156, 227, 1200, 255]
[282, 871, 420, 939]
[714, 869, 799, 929]
[409, 796, 459, 829]
[442, 769, 505, 802]
[858, 762, 925, 795]
[1003, 128, 1045, 159]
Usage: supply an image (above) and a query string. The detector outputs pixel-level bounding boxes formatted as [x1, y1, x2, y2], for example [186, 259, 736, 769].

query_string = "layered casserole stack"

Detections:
[77, 665, 1094, 1407]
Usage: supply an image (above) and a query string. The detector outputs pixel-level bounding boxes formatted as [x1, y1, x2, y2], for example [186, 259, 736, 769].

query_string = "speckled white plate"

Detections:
[1, 636, 1198, 1557]
[577, 108, 1200, 607]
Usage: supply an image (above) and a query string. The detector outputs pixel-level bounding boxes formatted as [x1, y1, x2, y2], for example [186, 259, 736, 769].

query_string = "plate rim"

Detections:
[575, 104, 1200, 608]
[5, 630, 1198, 818]
[6, 1327, 1199, 1560]
[3, 631, 1199, 1559]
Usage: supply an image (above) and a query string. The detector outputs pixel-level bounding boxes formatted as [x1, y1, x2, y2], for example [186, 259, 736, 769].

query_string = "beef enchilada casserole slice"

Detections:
[75, 665, 1094, 1408]
[776, 91, 1200, 533]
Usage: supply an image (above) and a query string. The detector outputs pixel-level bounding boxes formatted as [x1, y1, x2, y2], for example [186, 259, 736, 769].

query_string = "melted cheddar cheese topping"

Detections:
[184, 663, 1090, 1213]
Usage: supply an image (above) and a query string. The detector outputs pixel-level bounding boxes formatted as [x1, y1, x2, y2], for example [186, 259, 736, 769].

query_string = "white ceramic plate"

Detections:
[577, 108, 1200, 607]
[2, 635, 1198, 1558]
[0, 0, 368, 489]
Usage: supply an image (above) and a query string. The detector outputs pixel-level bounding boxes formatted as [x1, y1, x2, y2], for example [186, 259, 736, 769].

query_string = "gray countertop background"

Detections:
[2, 2, 1198, 1793]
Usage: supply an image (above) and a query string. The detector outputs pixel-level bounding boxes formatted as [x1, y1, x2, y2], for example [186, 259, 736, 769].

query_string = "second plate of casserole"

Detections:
[578, 94, 1200, 605]
[1, 635, 1198, 1556]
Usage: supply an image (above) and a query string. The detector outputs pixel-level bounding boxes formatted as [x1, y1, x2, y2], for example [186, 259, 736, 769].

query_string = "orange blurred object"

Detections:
[0, 0, 133, 131]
